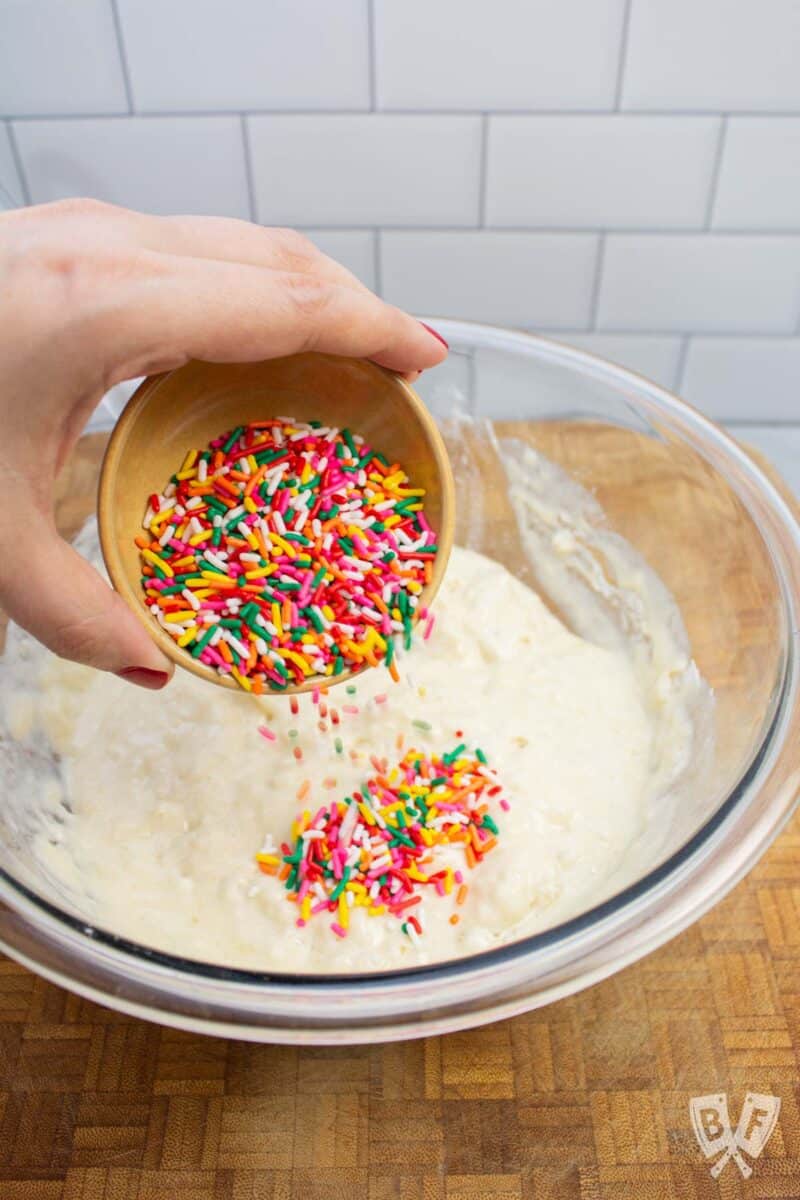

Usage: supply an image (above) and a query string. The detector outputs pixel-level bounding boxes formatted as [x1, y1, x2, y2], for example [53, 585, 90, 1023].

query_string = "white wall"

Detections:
[2, 0, 800, 423]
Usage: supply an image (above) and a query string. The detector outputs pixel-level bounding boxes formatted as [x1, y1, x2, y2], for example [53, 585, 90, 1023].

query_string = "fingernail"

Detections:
[420, 322, 448, 350]
[115, 666, 169, 690]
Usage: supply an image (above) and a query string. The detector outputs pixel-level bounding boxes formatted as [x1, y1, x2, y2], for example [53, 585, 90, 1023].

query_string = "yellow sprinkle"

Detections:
[368, 905, 386, 916]
[175, 468, 196, 481]
[247, 454, 258, 473]
[231, 667, 252, 692]
[180, 449, 199, 473]
[338, 894, 349, 928]
[188, 531, 208, 546]
[383, 471, 406, 489]
[321, 605, 335, 621]
[358, 803, 376, 826]
[141, 548, 174, 577]
[177, 625, 198, 647]
[301, 895, 311, 922]
[383, 515, 402, 528]
[269, 532, 296, 558]
[255, 853, 280, 866]
[281, 648, 312, 676]
[244, 568, 269, 580]
[200, 570, 236, 585]
[163, 610, 197, 623]
[271, 602, 283, 636]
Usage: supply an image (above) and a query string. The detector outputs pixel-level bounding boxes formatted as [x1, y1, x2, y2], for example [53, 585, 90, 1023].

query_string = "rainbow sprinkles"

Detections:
[136, 418, 436, 691]
[256, 745, 506, 940]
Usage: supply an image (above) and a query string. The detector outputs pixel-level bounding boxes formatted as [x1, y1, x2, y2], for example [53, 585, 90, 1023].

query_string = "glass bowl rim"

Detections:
[2, 318, 799, 994]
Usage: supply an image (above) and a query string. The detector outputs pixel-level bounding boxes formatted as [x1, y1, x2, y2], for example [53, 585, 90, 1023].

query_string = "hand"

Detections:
[0, 199, 448, 689]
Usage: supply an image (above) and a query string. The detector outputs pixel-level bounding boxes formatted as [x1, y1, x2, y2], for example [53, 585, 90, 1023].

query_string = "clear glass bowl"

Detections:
[1, 319, 799, 1044]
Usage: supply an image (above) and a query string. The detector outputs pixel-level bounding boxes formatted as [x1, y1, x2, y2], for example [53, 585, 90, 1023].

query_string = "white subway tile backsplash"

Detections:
[303, 230, 376, 290]
[13, 117, 250, 218]
[714, 119, 800, 230]
[683, 337, 800, 419]
[0, 125, 24, 207]
[622, 0, 800, 111]
[375, 0, 626, 110]
[380, 232, 598, 328]
[0, 0, 128, 117]
[598, 235, 800, 333]
[486, 117, 719, 229]
[248, 116, 481, 227]
[116, 0, 369, 112]
[553, 334, 683, 390]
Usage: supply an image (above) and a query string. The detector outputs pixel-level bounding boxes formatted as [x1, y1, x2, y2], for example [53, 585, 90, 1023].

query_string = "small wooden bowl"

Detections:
[98, 353, 455, 694]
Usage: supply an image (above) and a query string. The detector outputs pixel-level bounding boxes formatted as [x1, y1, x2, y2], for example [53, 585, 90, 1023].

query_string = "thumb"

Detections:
[1, 507, 173, 689]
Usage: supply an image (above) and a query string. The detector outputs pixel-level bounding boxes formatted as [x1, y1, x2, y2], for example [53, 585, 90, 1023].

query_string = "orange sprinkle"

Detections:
[449, 914, 460, 925]
[465, 845, 477, 870]
[456, 884, 468, 906]
[296, 779, 310, 801]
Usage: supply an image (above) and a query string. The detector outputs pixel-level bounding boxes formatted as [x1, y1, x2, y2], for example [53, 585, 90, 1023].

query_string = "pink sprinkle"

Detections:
[330, 922, 347, 938]
[258, 725, 277, 742]
[499, 798, 511, 812]
[343, 704, 359, 715]
[374, 694, 388, 705]
[423, 613, 436, 641]
[312, 686, 321, 705]
[454, 870, 463, 885]
[295, 918, 306, 927]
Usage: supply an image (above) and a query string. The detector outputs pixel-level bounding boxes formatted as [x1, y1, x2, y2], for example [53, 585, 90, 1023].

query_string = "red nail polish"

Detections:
[420, 322, 449, 350]
[116, 666, 169, 690]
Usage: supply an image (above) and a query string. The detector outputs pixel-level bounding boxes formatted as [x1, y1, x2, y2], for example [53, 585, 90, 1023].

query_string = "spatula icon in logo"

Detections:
[690, 1092, 781, 1178]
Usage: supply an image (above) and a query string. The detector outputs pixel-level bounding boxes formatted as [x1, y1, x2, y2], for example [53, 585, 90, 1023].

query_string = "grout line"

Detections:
[588, 235, 606, 329]
[614, 0, 634, 110]
[478, 115, 489, 227]
[703, 115, 728, 229]
[109, 0, 135, 113]
[675, 335, 691, 395]
[6, 123, 31, 205]
[373, 229, 383, 297]
[240, 116, 257, 222]
[134, 221, 800, 236]
[367, 0, 378, 111]
[8, 107, 800, 120]
[724, 419, 800, 429]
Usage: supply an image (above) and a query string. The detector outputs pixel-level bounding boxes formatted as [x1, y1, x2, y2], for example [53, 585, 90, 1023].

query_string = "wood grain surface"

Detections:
[0, 427, 798, 1199]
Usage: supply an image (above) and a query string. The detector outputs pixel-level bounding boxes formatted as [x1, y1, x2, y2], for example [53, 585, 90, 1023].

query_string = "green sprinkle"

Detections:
[475, 748, 487, 764]
[334, 737, 343, 755]
[412, 719, 432, 733]
[482, 815, 500, 836]
[222, 426, 244, 454]
[190, 626, 217, 658]
[346, 684, 357, 695]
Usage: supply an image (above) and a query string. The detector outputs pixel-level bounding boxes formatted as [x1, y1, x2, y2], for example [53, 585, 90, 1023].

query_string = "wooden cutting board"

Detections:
[0, 427, 799, 1200]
